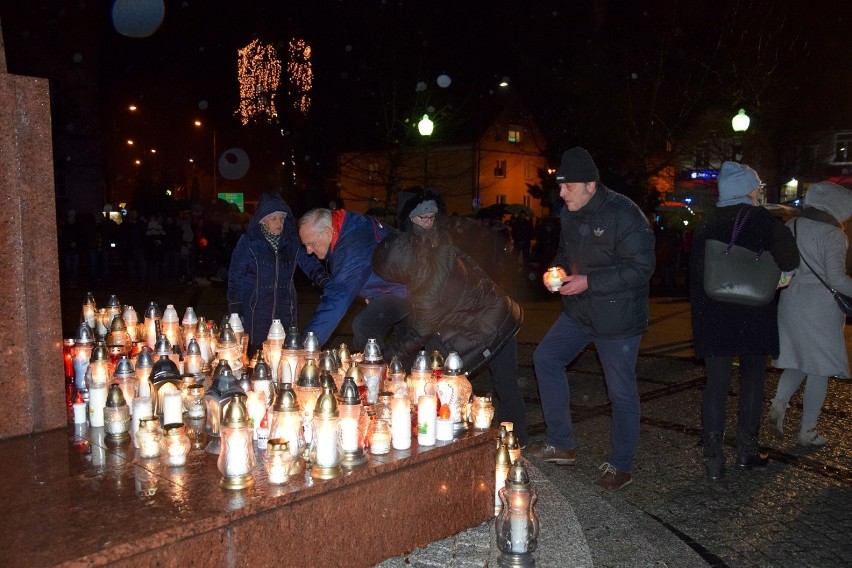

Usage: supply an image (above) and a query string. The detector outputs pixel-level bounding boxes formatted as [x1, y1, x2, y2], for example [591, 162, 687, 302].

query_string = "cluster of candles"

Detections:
[64, 295, 501, 491]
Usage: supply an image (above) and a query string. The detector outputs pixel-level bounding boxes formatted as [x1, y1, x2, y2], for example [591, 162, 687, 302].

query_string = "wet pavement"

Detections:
[62, 279, 852, 567]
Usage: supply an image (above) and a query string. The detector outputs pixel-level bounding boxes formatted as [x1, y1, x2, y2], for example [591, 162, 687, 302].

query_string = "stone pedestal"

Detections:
[0, 17, 65, 439]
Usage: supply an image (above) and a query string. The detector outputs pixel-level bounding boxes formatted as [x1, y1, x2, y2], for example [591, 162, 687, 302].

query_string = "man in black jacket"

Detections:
[527, 147, 655, 491]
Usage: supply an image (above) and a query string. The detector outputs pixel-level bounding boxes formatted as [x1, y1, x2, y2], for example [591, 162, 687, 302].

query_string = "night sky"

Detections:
[2, 1, 852, 202]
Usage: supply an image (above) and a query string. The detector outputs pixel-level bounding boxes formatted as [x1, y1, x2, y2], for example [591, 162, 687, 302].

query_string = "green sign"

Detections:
[218, 192, 244, 212]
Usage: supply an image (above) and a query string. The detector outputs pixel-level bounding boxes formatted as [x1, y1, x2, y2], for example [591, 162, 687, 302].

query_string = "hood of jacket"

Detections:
[805, 181, 852, 224]
[248, 193, 289, 240]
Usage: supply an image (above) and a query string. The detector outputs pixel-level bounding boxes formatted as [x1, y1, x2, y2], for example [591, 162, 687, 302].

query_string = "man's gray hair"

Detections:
[299, 208, 332, 231]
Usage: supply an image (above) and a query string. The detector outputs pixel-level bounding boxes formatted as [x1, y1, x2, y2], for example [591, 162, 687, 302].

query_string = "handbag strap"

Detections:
[727, 207, 765, 257]
[793, 218, 838, 294]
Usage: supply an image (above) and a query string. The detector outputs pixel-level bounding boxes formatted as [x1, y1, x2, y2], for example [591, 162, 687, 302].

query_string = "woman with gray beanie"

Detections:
[690, 161, 800, 480]
[769, 181, 852, 446]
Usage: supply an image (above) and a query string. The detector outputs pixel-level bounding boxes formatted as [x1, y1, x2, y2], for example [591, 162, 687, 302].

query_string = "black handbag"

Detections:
[703, 208, 781, 306]
[793, 219, 852, 316]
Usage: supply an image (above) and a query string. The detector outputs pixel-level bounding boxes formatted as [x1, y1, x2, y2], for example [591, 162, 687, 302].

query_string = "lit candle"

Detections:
[436, 418, 454, 441]
[312, 417, 339, 467]
[391, 398, 411, 450]
[417, 395, 437, 446]
[545, 266, 563, 292]
[162, 390, 184, 426]
[265, 439, 294, 484]
[131, 396, 153, 448]
[510, 491, 530, 552]
[88, 382, 108, 427]
[245, 391, 267, 440]
[370, 419, 391, 455]
[162, 424, 190, 467]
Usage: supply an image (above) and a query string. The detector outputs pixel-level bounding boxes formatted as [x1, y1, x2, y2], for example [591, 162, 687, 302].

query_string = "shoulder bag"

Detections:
[703, 207, 781, 306]
[793, 219, 852, 316]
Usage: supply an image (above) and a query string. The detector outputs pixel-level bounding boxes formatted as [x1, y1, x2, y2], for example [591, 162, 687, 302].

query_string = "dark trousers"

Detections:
[702, 354, 767, 444]
[352, 294, 412, 353]
[486, 336, 528, 446]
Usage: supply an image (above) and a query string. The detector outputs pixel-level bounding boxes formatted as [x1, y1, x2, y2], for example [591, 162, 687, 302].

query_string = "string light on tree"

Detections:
[287, 38, 313, 115]
[236, 39, 282, 125]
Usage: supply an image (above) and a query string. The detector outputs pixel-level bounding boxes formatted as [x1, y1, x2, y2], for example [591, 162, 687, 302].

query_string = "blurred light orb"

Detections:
[198, 100, 209, 110]
[436, 74, 451, 88]
[345, 45, 353, 52]
[415, 81, 427, 92]
[631, 72, 638, 79]
[72, 53, 83, 63]
[112, 0, 165, 38]
[219, 148, 250, 180]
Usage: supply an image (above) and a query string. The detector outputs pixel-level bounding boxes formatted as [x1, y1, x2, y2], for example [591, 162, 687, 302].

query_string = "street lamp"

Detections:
[731, 108, 749, 162]
[194, 120, 217, 198]
[418, 114, 433, 187]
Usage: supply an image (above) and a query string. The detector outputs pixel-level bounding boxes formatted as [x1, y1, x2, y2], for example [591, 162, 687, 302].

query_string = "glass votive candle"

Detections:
[370, 419, 391, 455]
[137, 416, 163, 459]
[391, 397, 411, 450]
[161, 423, 190, 467]
[471, 393, 495, 430]
[182, 383, 206, 419]
[265, 438, 296, 484]
[162, 390, 184, 426]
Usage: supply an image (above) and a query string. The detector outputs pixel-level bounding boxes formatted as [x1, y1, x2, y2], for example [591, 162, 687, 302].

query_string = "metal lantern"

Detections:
[103, 383, 131, 442]
[81, 291, 97, 329]
[73, 322, 95, 396]
[495, 460, 539, 567]
[218, 396, 256, 489]
[184, 337, 205, 376]
[359, 338, 386, 405]
[215, 323, 245, 374]
[310, 386, 342, 480]
[112, 355, 138, 404]
[343, 361, 367, 406]
[435, 351, 472, 435]
[269, 382, 305, 466]
[251, 352, 273, 406]
[181, 306, 198, 351]
[338, 376, 368, 469]
[294, 359, 322, 455]
[203, 368, 246, 455]
[318, 349, 340, 385]
[504, 430, 521, 464]
[143, 301, 162, 350]
[495, 443, 512, 516]
[88, 340, 112, 386]
[106, 315, 131, 360]
[407, 350, 434, 406]
[386, 355, 407, 397]
[319, 371, 337, 396]
[429, 350, 445, 381]
[336, 342, 351, 376]
[105, 294, 121, 325]
[278, 325, 304, 386]
[150, 353, 182, 418]
[195, 317, 214, 367]
[135, 347, 154, 398]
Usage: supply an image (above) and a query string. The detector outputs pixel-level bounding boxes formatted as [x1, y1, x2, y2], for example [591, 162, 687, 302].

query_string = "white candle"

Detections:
[162, 391, 184, 426]
[245, 391, 267, 439]
[417, 395, 437, 446]
[224, 429, 253, 476]
[73, 401, 87, 424]
[88, 383, 108, 427]
[73, 352, 90, 391]
[339, 416, 359, 451]
[132, 396, 153, 448]
[370, 427, 391, 455]
[510, 492, 530, 552]
[313, 419, 338, 467]
[391, 398, 411, 450]
[436, 418, 454, 441]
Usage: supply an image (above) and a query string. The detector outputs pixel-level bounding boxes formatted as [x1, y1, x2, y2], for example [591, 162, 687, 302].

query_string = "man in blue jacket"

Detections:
[227, 193, 326, 354]
[526, 147, 656, 491]
[298, 208, 410, 351]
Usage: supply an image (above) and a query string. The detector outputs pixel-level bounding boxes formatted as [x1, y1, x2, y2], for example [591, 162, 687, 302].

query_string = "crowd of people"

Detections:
[59, 147, 852, 492]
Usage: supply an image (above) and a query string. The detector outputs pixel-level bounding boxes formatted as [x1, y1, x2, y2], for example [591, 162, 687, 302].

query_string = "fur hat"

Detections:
[805, 181, 852, 223]
[555, 147, 599, 183]
[717, 161, 761, 206]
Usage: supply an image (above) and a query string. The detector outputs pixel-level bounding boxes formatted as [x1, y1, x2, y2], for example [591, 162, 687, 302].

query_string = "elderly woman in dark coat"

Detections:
[769, 181, 852, 446]
[372, 231, 528, 446]
[690, 161, 799, 480]
[227, 193, 325, 354]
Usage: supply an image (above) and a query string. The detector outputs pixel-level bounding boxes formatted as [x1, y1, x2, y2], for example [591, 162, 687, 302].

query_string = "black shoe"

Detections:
[736, 451, 769, 468]
[705, 456, 726, 480]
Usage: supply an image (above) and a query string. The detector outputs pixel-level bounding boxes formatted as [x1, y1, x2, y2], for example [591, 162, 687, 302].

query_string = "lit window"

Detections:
[508, 125, 522, 143]
[834, 133, 852, 162]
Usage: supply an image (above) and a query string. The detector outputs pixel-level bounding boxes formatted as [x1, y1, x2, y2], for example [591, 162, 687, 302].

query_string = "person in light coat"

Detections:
[769, 181, 852, 446]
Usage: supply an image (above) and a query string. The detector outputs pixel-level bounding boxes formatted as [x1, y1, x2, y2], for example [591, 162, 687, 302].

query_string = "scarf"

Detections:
[260, 223, 281, 251]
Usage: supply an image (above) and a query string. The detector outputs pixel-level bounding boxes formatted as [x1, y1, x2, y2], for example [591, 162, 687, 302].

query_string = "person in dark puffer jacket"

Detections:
[227, 192, 326, 354]
[372, 231, 528, 446]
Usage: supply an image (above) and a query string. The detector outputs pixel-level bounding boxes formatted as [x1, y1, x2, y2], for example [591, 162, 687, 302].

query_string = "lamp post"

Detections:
[194, 120, 217, 199]
[418, 114, 434, 187]
[731, 108, 750, 162]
